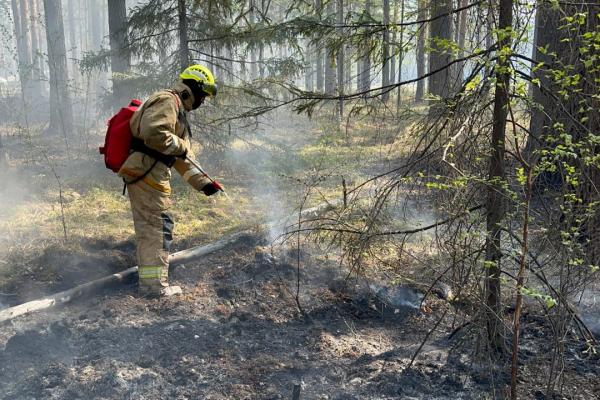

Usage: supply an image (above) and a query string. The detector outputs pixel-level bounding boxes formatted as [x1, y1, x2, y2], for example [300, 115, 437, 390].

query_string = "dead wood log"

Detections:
[0, 198, 343, 324]
[0, 266, 137, 323]
[0, 231, 251, 323]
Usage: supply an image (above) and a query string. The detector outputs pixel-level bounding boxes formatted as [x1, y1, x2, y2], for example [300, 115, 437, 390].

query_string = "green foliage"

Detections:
[520, 287, 557, 309]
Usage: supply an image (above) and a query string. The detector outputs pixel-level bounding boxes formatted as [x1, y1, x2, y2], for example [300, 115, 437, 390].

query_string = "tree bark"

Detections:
[414, 0, 426, 102]
[382, 0, 390, 102]
[305, 46, 313, 91]
[428, 0, 453, 113]
[19, 0, 33, 64]
[11, 0, 33, 98]
[66, 0, 79, 88]
[360, 0, 372, 97]
[396, 0, 404, 110]
[526, 1, 600, 262]
[344, 0, 353, 90]
[527, 1, 583, 154]
[315, 0, 324, 92]
[108, 0, 131, 106]
[43, 0, 74, 136]
[456, 0, 468, 83]
[485, 0, 513, 352]
[88, 0, 101, 51]
[28, 0, 45, 87]
[324, 0, 336, 96]
[177, 0, 190, 70]
[249, 0, 258, 80]
[259, 44, 265, 79]
[390, 0, 398, 87]
[337, 0, 344, 116]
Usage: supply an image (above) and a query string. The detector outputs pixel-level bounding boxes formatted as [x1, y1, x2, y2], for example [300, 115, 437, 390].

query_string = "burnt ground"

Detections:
[0, 233, 599, 400]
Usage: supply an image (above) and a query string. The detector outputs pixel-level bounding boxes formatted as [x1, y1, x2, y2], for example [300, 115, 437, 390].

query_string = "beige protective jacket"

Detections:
[118, 82, 212, 194]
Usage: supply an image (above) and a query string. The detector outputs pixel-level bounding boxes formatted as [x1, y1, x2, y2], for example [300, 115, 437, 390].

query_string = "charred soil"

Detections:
[1, 232, 598, 399]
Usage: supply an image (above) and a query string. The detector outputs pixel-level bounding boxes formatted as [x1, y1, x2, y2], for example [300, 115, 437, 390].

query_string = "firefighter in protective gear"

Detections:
[119, 64, 221, 297]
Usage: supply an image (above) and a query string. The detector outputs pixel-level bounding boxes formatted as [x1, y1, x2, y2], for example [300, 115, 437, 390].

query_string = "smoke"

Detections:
[222, 111, 309, 243]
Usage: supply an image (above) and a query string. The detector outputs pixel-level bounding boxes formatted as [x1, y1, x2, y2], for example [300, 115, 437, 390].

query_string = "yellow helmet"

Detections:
[180, 64, 218, 97]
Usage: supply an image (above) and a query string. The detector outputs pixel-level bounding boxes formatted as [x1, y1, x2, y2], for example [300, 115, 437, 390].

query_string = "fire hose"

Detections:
[186, 156, 229, 198]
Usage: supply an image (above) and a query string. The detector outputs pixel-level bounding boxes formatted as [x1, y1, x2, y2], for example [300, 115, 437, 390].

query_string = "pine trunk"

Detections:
[324, 0, 336, 96]
[43, 0, 74, 135]
[108, 0, 131, 106]
[249, 0, 258, 80]
[360, 0, 371, 97]
[19, 0, 32, 64]
[89, 0, 101, 50]
[259, 44, 265, 79]
[177, 0, 189, 69]
[390, 0, 397, 87]
[11, 0, 33, 98]
[414, 0, 426, 102]
[66, 0, 79, 88]
[305, 47, 313, 91]
[382, 0, 390, 102]
[29, 0, 45, 86]
[456, 0, 468, 82]
[337, 0, 344, 116]
[428, 0, 453, 110]
[315, 0, 324, 92]
[396, 0, 404, 109]
[485, 0, 513, 352]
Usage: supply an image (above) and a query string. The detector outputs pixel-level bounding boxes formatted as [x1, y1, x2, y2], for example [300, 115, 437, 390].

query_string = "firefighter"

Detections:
[118, 65, 221, 297]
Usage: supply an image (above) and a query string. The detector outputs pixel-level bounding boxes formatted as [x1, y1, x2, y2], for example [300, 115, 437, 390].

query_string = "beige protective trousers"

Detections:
[127, 180, 174, 295]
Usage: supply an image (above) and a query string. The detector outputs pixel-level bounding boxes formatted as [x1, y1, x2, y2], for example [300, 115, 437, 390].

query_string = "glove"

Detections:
[176, 148, 188, 160]
[201, 180, 223, 196]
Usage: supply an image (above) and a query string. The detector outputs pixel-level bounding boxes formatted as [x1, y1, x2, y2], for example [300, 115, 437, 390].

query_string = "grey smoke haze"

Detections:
[223, 111, 310, 243]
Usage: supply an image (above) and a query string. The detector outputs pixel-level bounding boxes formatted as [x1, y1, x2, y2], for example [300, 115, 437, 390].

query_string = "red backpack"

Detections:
[99, 99, 142, 172]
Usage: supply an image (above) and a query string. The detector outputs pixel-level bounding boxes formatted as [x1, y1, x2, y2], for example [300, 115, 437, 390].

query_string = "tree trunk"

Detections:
[414, 0, 426, 102]
[428, 0, 453, 112]
[485, 1, 494, 77]
[526, 1, 599, 264]
[249, 0, 258, 80]
[390, 0, 398, 87]
[485, 0, 513, 352]
[177, 0, 189, 70]
[360, 0, 371, 97]
[315, 0, 324, 92]
[456, 0, 468, 84]
[88, 0, 101, 50]
[259, 44, 265, 79]
[527, 1, 581, 155]
[66, 0, 79, 88]
[324, 0, 336, 96]
[305, 46, 313, 91]
[108, 0, 131, 106]
[28, 0, 45, 88]
[11, 0, 33, 98]
[19, 0, 32, 64]
[382, 0, 390, 102]
[337, 0, 344, 116]
[78, 0, 87, 52]
[396, 0, 404, 110]
[43, 0, 73, 136]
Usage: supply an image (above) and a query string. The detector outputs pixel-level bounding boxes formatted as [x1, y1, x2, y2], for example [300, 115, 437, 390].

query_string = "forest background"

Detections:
[0, 0, 599, 398]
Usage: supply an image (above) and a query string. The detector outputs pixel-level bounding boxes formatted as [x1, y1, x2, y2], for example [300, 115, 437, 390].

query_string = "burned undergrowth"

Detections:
[1, 229, 598, 399]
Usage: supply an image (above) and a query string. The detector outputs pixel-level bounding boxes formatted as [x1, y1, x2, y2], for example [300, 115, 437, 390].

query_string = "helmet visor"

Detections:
[202, 83, 217, 97]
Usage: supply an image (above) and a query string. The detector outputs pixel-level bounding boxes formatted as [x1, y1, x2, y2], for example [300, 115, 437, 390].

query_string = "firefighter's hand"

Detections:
[176, 148, 188, 159]
[201, 180, 223, 196]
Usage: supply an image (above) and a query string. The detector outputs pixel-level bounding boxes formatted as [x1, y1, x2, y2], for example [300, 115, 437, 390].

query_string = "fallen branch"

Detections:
[0, 231, 251, 323]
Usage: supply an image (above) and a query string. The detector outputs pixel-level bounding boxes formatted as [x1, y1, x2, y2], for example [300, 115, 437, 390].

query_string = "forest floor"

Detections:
[0, 230, 599, 399]
[0, 108, 599, 399]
